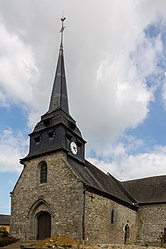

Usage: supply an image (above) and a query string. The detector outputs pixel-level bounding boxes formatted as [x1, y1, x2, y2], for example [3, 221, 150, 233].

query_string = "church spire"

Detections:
[48, 17, 69, 114]
[23, 17, 86, 163]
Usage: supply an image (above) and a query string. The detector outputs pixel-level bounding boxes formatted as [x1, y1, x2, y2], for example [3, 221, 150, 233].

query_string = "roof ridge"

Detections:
[123, 174, 166, 183]
[107, 173, 137, 204]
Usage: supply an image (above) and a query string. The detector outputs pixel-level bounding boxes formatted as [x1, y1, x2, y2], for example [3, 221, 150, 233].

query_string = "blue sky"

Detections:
[1, 0, 166, 214]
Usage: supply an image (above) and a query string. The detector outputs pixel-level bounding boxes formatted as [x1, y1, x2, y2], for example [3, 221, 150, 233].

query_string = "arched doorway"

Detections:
[37, 212, 51, 240]
[124, 223, 130, 244]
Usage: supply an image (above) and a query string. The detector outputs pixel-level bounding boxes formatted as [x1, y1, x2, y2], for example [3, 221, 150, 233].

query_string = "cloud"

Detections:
[88, 141, 166, 181]
[0, 129, 27, 173]
[0, 2, 163, 127]
[0, 1, 166, 164]
[80, 30, 163, 152]
[161, 71, 166, 109]
[63, 1, 166, 150]
[0, 22, 39, 108]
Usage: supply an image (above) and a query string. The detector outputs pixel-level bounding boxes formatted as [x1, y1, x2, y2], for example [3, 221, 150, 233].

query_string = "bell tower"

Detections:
[22, 17, 86, 164]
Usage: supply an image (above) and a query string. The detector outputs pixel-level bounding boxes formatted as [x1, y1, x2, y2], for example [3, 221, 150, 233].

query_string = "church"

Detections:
[10, 19, 166, 246]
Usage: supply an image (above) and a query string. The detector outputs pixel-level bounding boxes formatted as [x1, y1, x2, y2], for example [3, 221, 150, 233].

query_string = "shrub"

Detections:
[0, 227, 9, 237]
[0, 237, 19, 247]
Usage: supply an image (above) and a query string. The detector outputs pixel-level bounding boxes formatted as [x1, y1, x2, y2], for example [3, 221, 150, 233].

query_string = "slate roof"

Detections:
[68, 158, 137, 210]
[48, 44, 69, 115]
[69, 158, 166, 207]
[123, 175, 166, 204]
[0, 214, 10, 225]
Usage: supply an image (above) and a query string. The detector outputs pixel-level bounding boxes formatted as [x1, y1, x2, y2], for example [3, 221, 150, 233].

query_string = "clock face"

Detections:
[70, 141, 78, 155]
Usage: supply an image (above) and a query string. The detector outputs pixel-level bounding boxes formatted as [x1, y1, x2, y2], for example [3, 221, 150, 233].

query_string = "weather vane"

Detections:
[59, 16, 66, 46]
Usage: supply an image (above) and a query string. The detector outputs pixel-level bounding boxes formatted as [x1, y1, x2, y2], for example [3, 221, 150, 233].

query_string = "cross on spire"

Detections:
[59, 17, 66, 47]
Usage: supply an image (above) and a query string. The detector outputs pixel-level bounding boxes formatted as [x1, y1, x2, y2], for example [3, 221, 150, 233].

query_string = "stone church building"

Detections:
[10, 21, 166, 246]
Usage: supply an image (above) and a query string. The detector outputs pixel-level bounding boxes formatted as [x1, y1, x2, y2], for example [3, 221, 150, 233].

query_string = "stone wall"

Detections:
[85, 192, 138, 244]
[10, 151, 84, 241]
[10, 152, 166, 246]
[137, 203, 166, 245]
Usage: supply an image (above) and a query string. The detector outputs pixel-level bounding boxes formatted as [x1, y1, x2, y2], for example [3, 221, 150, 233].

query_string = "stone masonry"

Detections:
[11, 149, 139, 244]
[137, 203, 166, 245]
[85, 192, 138, 244]
[11, 151, 84, 240]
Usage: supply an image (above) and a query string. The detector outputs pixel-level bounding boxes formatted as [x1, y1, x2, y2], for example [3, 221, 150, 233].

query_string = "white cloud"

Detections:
[65, 1, 165, 150]
[0, 129, 27, 173]
[88, 143, 166, 181]
[0, 1, 166, 177]
[0, 22, 39, 107]
[81, 31, 163, 151]
[162, 73, 166, 109]
[0, 1, 164, 137]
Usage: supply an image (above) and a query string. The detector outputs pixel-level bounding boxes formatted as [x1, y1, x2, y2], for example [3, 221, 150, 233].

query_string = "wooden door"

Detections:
[164, 228, 166, 243]
[124, 224, 129, 244]
[37, 212, 51, 240]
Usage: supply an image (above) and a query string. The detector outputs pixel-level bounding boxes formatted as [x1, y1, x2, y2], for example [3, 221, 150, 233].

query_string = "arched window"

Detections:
[39, 161, 47, 183]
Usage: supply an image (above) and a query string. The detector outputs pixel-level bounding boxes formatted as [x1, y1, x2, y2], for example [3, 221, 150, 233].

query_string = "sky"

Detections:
[1, 0, 166, 214]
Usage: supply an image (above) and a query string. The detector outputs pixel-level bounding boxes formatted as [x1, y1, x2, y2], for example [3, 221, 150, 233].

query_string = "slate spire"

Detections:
[48, 17, 69, 114]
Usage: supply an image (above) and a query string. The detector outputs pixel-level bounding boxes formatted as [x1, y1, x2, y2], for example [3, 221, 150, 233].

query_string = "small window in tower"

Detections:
[76, 140, 82, 147]
[48, 130, 56, 139]
[43, 118, 51, 126]
[40, 162, 47, 183]
[69, 121, 76, 130]
[34, 135, 41, 143]
[66, 132, 72, 141]
[111, 209, 114, 224]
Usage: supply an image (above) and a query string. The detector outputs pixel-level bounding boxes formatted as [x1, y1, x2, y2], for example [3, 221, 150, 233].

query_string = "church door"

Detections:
[37, 212, 51, 240]
[124, 224, 129, 244]
[164, 228, 166, 243]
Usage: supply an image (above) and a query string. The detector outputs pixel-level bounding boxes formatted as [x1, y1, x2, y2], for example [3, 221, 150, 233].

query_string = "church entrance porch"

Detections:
[28, 199, 52, 240]
[37, 211, 51, 240]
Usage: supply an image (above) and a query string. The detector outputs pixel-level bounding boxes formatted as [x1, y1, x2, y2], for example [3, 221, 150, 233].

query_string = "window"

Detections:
[39, 162, 47, 183]
[34, 135, 41, 143]
[111, 209, 114, 224]
[48, 130, 56, 139]
[43, 118, 51, 126]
